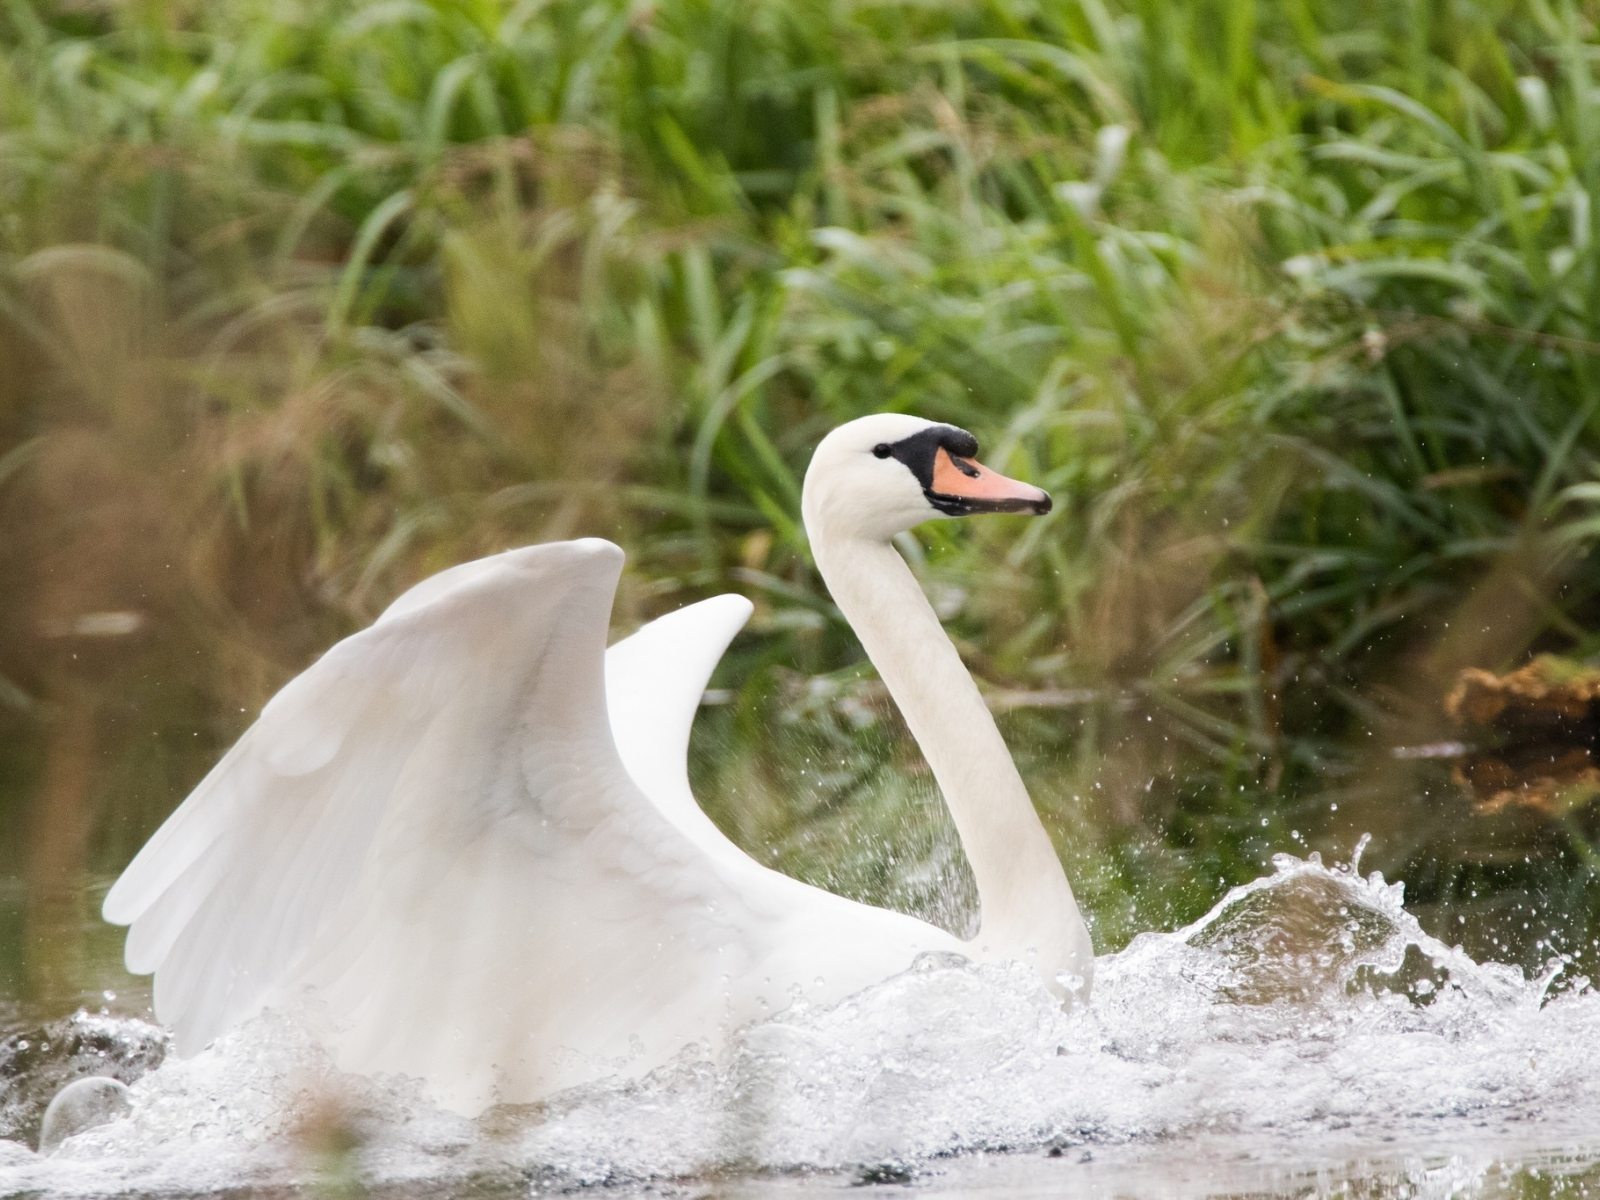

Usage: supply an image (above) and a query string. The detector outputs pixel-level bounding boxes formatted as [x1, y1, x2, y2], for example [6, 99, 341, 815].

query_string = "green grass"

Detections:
[6, 0, 1600, 1009]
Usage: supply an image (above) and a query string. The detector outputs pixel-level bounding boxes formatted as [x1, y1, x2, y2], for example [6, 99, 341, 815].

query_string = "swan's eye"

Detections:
[872, 443, 892, 459]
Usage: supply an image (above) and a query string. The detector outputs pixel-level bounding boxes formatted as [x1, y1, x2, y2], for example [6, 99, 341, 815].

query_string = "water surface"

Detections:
[5, 851, 1600, 1197]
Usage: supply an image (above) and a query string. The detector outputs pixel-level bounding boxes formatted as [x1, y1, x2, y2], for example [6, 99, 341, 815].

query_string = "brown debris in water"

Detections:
[1444, 655, 1600, 815]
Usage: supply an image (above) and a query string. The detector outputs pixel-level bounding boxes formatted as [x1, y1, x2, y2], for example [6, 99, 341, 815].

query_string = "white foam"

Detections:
[5, 851, 1600, 1194]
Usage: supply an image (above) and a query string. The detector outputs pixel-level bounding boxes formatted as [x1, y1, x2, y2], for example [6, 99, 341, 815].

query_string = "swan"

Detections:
[101, 413, 1093, 1115]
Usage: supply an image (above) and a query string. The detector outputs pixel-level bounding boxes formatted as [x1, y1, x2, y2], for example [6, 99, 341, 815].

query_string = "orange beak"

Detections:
[928, 447, 1052, 516]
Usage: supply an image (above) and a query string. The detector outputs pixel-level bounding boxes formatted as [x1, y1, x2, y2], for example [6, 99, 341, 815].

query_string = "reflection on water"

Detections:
[8, 1137, 1600, 1198]
[0, 876, 153, 1035]
[774, 1144, 1600, 1199]
[0, 627, 235, 1035]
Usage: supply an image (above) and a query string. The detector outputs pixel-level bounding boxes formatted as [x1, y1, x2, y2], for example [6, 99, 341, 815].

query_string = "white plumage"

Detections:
[104, 414, 1093, 1115]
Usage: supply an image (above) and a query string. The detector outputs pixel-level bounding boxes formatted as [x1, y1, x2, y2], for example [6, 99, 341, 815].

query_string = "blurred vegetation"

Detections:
[6, 0, 1600, 1018]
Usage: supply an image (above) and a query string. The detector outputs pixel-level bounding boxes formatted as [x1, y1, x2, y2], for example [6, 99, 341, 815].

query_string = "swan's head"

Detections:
[802, 413, 1051, 542]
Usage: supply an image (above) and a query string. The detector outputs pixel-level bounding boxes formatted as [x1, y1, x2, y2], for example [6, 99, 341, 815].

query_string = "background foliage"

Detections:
[6, 0, 1600, 1016]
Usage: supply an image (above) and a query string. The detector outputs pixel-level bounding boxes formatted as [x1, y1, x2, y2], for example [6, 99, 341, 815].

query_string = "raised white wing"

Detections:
[602, 593, 972, 999]
[605, 594, 754, 867]
[103, 540, 761, 1111]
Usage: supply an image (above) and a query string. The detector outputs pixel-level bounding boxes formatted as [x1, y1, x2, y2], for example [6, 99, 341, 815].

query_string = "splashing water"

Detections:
[4, 850, 1600, 1196]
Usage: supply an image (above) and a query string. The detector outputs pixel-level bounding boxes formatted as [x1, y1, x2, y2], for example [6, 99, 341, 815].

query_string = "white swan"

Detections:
[102, 413, 1093, 1115]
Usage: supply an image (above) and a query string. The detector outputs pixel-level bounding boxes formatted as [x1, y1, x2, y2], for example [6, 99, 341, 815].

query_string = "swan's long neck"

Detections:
[810, 532, 1089, 983]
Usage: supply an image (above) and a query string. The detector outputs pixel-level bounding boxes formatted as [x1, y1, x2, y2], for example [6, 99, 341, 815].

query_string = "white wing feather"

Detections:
[105, 541, 760, 1110]
[602, 593, 970, 1008]
[605, 594, 755, 866]
[106, 540, 964, 1114]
